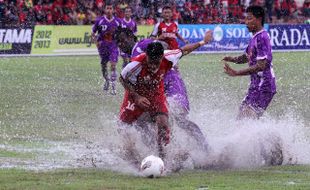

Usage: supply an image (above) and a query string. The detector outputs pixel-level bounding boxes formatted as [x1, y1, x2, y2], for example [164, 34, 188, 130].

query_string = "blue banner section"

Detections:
[269, 24, 310, 50]
[178, 24, 270, 52]
[178, 24, 310, 52]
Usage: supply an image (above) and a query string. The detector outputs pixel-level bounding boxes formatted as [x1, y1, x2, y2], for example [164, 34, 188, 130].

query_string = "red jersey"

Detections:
[151, 21, 179, 49]
[119, 49, 183, 123]
[121, 49, 182, 97]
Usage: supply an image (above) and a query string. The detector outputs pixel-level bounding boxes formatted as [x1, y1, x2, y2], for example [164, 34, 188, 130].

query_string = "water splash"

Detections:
[1, 93, 310, 174]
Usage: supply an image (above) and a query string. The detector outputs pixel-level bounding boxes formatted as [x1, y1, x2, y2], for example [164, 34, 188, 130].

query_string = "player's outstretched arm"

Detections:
[222, 54, 248, 64]
[224, 59, 267, 77]
[181, 30, 213, 55]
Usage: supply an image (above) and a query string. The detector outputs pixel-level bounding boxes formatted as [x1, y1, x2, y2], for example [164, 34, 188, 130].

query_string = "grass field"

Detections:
[0, 52, 310, 189]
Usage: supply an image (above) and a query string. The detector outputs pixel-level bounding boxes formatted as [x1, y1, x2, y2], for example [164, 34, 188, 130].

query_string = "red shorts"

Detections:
[119, 90, 168, 124]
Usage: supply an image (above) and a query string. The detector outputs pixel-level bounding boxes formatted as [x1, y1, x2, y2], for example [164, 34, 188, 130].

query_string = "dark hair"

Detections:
[162, 6, 172, 11]
[246, 5, 265, 26]
[104, 1, 114, 8]
[146, 42, 164, 60]
[114, 27, 137, 43]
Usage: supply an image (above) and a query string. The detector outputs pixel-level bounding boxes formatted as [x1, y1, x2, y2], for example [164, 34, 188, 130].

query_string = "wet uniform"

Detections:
[131, 39, 190, 112]
[120, 49, 183, 123]
[241, 29, 276, 116]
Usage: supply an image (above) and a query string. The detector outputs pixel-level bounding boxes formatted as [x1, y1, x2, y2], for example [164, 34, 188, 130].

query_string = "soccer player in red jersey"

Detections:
[119, 31, 213, 160]
[150, 6, 188, 50]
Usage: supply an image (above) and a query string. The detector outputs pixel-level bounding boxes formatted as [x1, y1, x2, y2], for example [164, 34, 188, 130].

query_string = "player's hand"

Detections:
[222, 56, 235, 62]
[135, 96, 151, 109]
[224, 63, 238, 77]
[203, 30, 213, 44]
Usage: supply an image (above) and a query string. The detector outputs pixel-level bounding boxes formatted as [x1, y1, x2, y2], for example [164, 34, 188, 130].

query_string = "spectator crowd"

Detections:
[0, 0, 309, 27]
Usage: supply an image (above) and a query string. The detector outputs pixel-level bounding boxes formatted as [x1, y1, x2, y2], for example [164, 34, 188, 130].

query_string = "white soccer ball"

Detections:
[140, 155, 165, 178]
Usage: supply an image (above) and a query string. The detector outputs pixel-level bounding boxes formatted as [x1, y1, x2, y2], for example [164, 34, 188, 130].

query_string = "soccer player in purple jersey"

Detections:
[114, 27, 209, 151]
[92, 3, 121, 95]
[120, 7, 137, 68]
[222, 6, 276, 120]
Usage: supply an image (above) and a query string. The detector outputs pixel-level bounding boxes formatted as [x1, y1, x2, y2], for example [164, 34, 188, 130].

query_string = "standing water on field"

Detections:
[0, 54, 309, 174]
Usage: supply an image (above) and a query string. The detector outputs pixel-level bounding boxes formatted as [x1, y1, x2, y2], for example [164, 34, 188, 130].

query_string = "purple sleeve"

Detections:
[92, 18, 100, 33]
[256, 33, 271, 62]
[132, 39, 152, 57]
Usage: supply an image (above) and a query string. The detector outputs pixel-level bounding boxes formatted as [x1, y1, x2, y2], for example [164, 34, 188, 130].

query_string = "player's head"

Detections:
[146, 42, 164, 73]
[162, 6, 173, 21]
[104, 2, 114, 17]
[124, 7, 132, 19]
[245, 6, 264, 32]
[114, 27, 137, 54]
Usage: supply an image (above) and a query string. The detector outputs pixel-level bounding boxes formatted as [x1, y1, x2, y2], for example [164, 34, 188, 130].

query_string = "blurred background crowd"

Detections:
[0, 0, 309, 27]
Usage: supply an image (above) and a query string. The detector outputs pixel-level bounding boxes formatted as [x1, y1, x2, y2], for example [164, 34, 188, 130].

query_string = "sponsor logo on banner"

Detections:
[0, 27, 33, 54]
[178, 24, 263, 52]
[269, 24, 310, 49]
[213, 25, 223, 41]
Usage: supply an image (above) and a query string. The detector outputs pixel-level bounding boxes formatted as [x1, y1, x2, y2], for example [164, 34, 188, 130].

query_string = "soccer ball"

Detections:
[140, 155, 165, 178]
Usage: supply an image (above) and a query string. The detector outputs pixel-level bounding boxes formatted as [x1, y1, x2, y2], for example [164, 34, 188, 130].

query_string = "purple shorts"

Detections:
[164, 69, 190, 112]
[98, 41, 119, 63]
[241, 90, 276, 117]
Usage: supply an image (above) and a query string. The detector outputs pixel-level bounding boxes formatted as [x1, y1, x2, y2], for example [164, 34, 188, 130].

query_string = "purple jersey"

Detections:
[92, 16, 121, 42]
[131, 39, 154, 57]
[121, 18, 137, 34]
[242, 29, 276, 114]
[92, 16, 120, 62]
[246, 30, 276, 93]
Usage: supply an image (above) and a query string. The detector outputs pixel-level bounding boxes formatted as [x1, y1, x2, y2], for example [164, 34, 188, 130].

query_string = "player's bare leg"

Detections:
[110, 62, 117, 95]
[154, 114, 170, 160]
[237, 104, 259, 120]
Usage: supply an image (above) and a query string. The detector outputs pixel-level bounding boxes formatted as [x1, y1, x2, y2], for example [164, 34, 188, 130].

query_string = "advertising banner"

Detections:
[179, 24, 310, 53]
[268, 24, 310, 50]
[178, 24, 269, 52]
[31, 25, 96, 55]
[136, 25, 153, 41]
[2, 24, 308, 56]
[31, 25, 153, 55]
[0, 27, 33, 54]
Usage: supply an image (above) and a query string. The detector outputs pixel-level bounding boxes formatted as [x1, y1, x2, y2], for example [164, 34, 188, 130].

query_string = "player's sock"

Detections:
[103, 80, 110, 91]
[103, 78, 110, 91]
[102, 68, 110, 91]
[110, 71, 117, 95]
[110, 81, 116, 95]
